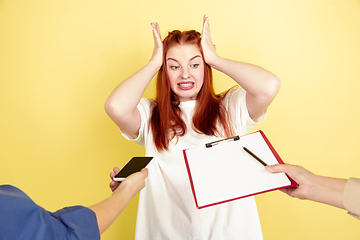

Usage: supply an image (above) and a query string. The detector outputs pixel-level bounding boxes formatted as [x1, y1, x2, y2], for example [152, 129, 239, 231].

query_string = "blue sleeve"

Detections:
[0, 185, 100, 240]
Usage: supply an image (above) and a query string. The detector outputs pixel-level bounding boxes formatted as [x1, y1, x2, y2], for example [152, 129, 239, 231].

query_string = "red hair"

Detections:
[150, 30, 234, 151]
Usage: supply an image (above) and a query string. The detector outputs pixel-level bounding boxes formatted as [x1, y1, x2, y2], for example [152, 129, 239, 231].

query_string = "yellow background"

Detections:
[1, 0, 359, 239]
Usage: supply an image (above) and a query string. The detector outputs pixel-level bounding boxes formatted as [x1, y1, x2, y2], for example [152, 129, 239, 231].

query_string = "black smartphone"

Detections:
[113, 157, 153, 181]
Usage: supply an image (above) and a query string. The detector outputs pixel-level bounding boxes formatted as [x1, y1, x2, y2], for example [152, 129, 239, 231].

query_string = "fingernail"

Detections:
[265, 166, 273, 172]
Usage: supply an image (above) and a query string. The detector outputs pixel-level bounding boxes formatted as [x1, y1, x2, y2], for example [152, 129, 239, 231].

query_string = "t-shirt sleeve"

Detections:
[0, 185, 100, 240]
[224, 88, 267, 136]
[52, 206, 100, 240]
[343, 178, 360, 220]
[120, 98, 152, 147]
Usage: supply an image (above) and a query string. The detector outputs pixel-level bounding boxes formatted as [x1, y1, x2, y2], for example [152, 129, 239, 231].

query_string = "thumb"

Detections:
[265, 164, 287, 173]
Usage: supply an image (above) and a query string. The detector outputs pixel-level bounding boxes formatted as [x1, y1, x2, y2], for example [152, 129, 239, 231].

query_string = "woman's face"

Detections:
[166, 44, 204, 102]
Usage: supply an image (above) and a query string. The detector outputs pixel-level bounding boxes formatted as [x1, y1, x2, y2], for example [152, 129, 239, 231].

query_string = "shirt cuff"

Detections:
[343, 178, 360, 220]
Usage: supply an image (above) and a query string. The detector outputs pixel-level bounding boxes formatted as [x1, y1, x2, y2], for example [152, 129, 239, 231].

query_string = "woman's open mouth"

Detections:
[178, 82, 194, 90]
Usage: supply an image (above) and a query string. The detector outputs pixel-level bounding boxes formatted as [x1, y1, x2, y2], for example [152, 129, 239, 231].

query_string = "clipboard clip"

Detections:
[205, 135, 240, 148]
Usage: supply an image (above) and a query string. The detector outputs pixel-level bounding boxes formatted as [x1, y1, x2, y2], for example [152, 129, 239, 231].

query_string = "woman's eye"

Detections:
[170, 66, 180, 70]
[190, 64, 199, 68]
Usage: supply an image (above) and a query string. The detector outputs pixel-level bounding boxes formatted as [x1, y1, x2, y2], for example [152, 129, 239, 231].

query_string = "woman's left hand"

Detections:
[201, 15, 219, 66]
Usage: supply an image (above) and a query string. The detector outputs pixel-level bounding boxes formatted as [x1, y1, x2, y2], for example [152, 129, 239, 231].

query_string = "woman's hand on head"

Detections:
[150, 22, 163, 70]
[201, 15, 219, 66]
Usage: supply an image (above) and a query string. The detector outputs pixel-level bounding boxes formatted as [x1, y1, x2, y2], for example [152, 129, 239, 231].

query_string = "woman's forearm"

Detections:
[209, 56, 280, 120]
[105, 61, 159, 117]
[104, 61, 160, 133]
[208, 57, 280, 98]
[200, 15, 280, 120]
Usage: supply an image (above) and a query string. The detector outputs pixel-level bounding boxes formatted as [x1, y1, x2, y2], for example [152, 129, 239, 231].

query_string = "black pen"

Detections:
[242, 146, 267, 166]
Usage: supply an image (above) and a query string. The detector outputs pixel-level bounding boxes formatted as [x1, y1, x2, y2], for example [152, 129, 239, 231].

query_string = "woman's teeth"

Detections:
[179, 83, 194, 87]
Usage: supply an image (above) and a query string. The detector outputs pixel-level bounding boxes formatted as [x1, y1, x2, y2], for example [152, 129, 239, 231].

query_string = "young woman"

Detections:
[106, 15, 280, 239]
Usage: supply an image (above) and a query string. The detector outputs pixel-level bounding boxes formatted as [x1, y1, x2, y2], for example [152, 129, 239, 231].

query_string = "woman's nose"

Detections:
[181, 67, 190, 79]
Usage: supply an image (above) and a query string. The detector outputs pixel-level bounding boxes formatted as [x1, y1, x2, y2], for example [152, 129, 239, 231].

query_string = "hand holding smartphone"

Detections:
[113, 157, 153, 181]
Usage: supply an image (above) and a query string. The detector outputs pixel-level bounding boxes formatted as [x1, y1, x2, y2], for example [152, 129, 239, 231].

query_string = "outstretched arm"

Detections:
[266, 164, 347, 209]
[88, 168, 148, 234]
[104, 23, 163, 136]
[201, 15, 280, 121]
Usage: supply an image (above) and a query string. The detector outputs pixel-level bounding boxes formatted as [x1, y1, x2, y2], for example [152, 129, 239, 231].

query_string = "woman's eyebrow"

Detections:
[189, 55, 201, 61]
[166, 57, 178, 62]
[166, 55, 202, 62]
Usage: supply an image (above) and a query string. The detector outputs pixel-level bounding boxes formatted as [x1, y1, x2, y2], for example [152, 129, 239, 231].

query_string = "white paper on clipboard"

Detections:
[183, 130, 297, 209]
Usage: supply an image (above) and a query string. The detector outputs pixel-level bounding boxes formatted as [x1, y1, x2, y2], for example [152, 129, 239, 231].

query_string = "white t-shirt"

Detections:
[122, 88, 265, 240]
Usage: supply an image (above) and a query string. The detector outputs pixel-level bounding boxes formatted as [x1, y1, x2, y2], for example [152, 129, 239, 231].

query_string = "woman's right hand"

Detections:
[150, 22, 163, 69]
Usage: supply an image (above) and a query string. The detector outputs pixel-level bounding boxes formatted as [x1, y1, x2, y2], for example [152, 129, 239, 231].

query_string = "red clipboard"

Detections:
[183, 130, 297, 209]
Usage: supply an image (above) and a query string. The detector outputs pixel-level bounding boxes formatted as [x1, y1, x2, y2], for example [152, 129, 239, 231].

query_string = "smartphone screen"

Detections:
[113, 157, 153, 181]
